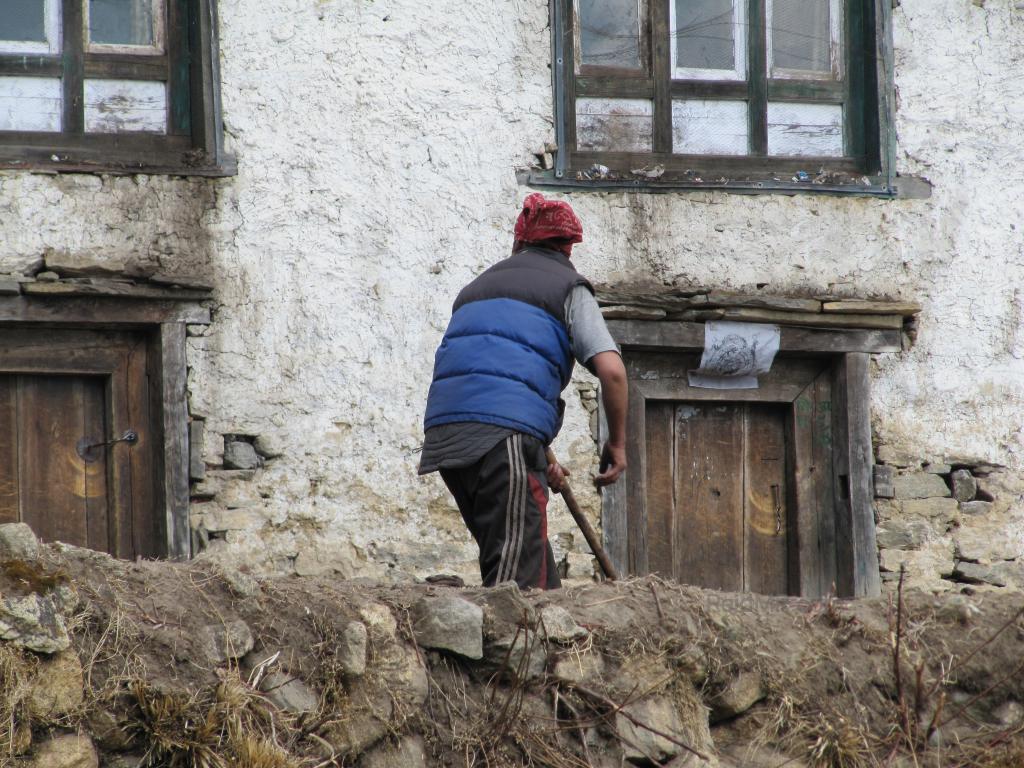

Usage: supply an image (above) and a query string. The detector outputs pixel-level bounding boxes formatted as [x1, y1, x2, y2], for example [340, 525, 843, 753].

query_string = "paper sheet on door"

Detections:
[688, 321, 781, 389]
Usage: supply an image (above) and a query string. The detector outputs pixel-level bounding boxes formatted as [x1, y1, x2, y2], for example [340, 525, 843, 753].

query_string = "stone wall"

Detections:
[0, 0, 1022, 587]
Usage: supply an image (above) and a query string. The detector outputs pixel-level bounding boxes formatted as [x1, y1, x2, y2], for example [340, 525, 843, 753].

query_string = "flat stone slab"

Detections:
[411, 595, 483, 660]
[0, 522, 40, 561]
[893, 473, 951, 500]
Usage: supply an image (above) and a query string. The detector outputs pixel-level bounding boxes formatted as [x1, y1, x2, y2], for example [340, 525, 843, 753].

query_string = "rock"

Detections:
[27, 650, 84, 719]
[295, 542, 375, 579]
[0, 522, 40, 561]
[360, 735, 429, 768]
[953, 561, 1024, 588]
[200, 619, 255, 663]
[26, 733, 98, 768]
[951, 470, 977, 502]
[322, 638, 427, 757]
[86, 703, 137, 751]
[223, 440, 259, 470]
[36, 271, 60, 282]
[101, 755, 145, 768]
[0, 592, 71, 653]
[189, 420, 206, 481]
[473, 583, 537, 644]
[553, 650, 606, 685]
[873, 465, 895, 498]
[616, 697, 692, 763]
[893, 473, 950, 500]
[876, 519, 933, 550]
[955, 524, 1024, 563]
[218, 566, 261, 598]
[485, 630, 548, 682]
[876, 445, 916, 467]
[960, 500, 993, 516]
[934, 594, 981, 624]
[0, 278, 20, 295]
[339, 621, 368, 676]
[260, 671, 320, 714]
[253, 434, 285, 459]
[992, 700, 1024, 727]
[411, 595, 483, 659]
[540, 605, 588, 643]
[717, 744, 810, 768]
[923, 462, 952, 475]
[900, 498, 959, 524]
[708, 670, 765, 723]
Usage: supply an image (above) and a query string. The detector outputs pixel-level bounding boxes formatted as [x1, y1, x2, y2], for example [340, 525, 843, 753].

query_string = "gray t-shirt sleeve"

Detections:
[564, 285, 620, 370]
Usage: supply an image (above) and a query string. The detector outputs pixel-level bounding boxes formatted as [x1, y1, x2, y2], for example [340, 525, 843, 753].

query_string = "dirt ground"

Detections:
[3, 544, 1024, 767]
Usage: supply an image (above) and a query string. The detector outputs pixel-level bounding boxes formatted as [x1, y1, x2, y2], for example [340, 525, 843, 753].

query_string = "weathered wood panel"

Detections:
[598, 401, 629, 575]
[84, 78, 167, 133]
[744, 405, 789, 594]
[0, 295, 210, 324]
[625, 380, 649, 574]
[576, 97, 653, 152]
[607, 319, 902, 354]
[128, 338, 158, 557]
[674, 404, 744, 591]
[0, 76, 62, 131]
[83, 374, 110, 552]
[644, 401, 675, 577]
[671, 99, 749, 155]
[0, 376, 17, 523]
[159, 323, 190, 559]
[767, 101, 843, 157]
[17, 376, 101, 547]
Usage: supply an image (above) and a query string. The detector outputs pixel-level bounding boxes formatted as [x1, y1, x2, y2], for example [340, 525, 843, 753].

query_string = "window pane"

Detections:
[674, 0, 735, 71]
[1, 0, 46, 41]
[767, 102, 842, 156]
[84, 79, 166, 133]
[576, 98, 652, 152]
[0, 76, 61, 131]
[771, 0, 831, 73]
[578, 0, 642, 69]
[672, 100, 748, 155]
[89, 0, 154, 46]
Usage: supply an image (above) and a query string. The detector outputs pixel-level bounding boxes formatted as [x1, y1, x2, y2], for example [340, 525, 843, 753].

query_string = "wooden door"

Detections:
[605, 350, 842, 596]
[0, 329, 159, 558]
[644, 402, 789, 594]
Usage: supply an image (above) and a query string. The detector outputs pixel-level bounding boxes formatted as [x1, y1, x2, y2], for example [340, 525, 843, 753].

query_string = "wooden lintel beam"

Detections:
[0, 296, 211, 325]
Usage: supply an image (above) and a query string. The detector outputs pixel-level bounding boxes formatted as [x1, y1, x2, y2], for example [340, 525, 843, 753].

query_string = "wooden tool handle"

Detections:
[545, 448, 620, 581]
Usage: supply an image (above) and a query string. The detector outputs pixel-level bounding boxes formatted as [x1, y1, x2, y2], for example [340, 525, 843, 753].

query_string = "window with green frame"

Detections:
[552, 0, 890, 190]
[0, 0, 229, 174]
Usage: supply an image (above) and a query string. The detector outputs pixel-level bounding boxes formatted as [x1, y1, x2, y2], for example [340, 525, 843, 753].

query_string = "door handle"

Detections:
[76, 430, 138, 463]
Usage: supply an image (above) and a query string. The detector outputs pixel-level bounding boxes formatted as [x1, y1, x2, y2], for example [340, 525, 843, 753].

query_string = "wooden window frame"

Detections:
[0, 294, 209, 558]
[599, 319, 892, 598]
[543, 0, 896, 195]
[0, 0, 232, 176]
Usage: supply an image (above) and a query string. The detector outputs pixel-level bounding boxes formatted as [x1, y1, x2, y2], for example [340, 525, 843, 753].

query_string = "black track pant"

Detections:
[441, 433, 561, 590]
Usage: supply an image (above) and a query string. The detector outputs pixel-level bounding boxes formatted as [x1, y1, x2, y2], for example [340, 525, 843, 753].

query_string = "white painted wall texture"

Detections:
[0, 0, 1022, 589]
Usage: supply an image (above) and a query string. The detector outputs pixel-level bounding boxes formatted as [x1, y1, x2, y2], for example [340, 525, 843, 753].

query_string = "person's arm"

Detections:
[591, 350, 627, 487]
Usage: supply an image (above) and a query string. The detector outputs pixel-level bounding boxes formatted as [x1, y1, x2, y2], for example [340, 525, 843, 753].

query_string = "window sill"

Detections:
[0, 152, 238, 178]
[524, 169, 931, 199]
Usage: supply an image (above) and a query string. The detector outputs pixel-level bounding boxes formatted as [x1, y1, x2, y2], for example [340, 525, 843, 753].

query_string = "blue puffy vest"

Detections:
[423, 248, 592, 443]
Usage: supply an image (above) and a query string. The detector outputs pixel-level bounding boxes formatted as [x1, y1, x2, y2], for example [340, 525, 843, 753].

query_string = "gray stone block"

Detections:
[952, 561, 1024, 588]
[189, 420, 206, 481]
[411, 595, 483, 659]
[223, 440, 259, 470]
[260, 672, 319, 714]
[923, 462, 952, 475]
[253, 433, 285, 459]
[617, 696, 691, 762]
[539, 605, 588, 643]
[873, 465, 895, 498]
[200, 619, 254, 663]
[951, 469, 977, 502]
[876, 519, 932, 550]
[893, 473, 950, 500]
[709, 670, 765, 723]
[901, 498, 959, 523]
[0, 522, 40, 561]
[338, 621, 368, 677]
[960, 500, 993, 516]
[0, 279, 20, 295]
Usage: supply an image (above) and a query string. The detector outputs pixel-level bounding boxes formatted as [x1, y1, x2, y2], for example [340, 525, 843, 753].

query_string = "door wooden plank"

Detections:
[644, 402, 675, 577]
[0, 375, 18, 523]
[128, 337, 158, 558]
[17, 375, 90, 546]
[109, 355, 134, 559]
[598, 401, 629, 576]
[82, 376, 109, 552]
[812, 373, 838, 595]
[744, 405, 789, 595]
[625, 382, 649, 575]
[674, 404, 744, 590]
[789, 383, 818, 596]
[158, 323, 190, 559]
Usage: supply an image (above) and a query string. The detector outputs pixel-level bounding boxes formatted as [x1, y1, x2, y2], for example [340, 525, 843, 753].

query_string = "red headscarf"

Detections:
[513, 193, 583, 257]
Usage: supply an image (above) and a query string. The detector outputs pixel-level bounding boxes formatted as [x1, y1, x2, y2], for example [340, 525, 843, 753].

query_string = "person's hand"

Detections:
[595, 442, 627, 488]
[547, 461, 570, 493]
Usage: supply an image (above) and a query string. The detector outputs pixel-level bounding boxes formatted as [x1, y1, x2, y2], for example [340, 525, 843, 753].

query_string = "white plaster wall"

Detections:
[0, 0, 1022, 582]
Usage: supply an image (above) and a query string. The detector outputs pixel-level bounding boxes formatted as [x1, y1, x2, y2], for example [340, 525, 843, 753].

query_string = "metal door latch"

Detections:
[76, 430, 138, 463]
